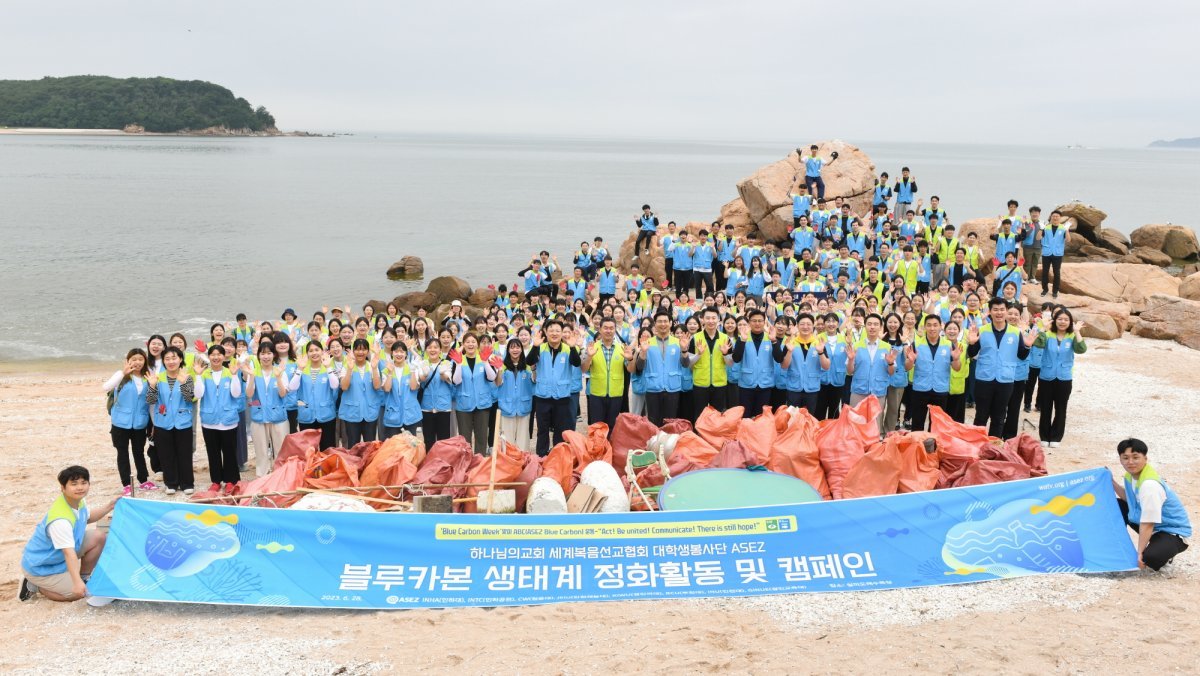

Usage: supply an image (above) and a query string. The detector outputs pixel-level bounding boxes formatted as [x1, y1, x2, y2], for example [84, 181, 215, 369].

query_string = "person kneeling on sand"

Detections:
[19, 466, 118, 605]
[1112, 439, 1191, 571]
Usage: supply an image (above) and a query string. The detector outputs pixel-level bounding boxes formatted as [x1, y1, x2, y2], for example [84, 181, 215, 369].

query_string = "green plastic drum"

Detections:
[658, 469, 823, 511]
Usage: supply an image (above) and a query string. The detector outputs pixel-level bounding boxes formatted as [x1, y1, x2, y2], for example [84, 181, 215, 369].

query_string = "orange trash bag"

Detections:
[236, 456, 306, 508]
[670, 431, 720, 468]
[768, 407, 830, 499]
[610, 413, 659, 470]
[273, 428, 322, 470]
[661, 419, 693, 435]
[585, 423, 615, 466]
[711, 440, 759, 469]
[539, 443, 576, 495]
[514, 453, 542, 513]
[928, 405, 991, 488]
[462, 442, 529, 513]
[895, 432, 942, 494]
[841, 440, 901, 499]
[1005, 433, 1048, 476]
[695, 405, 746, 448]
[736, 408, 777, 465]
[304, 449, 361, 491]
[816, 396, 880, 499]
[412, 436, 475, 498]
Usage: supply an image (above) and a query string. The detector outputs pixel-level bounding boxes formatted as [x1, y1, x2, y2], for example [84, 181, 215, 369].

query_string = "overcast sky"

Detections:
[3, 0, 1196, 146]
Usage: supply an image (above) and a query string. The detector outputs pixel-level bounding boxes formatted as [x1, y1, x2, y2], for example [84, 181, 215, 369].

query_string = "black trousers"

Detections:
[739, 387, 772, 418]
[674, 269, 693, 298]
[1002, 379, 1027, 440]
[587, 394, 623, 431]
[714, 260, 727, 293]
[299, 419, 338, 451]
[111, 425, 149, 487]
[665, 258, 674, 288]
[770, 387, 787, 410]
[786, 390, 819, 415]
[909, 390, 947, 432]
[1041, 255, 1063, 295]
[157, 426, 195, 491]
[634, 230, 655, 256]
[644, 391, 680, 427]
[692, 385, 728, 419]
[534, 396, 573, 456]
[972, 379, 1013, 438]
[1037, 378, 1073, 443]
[817, 383, 844, 420]
[146, 421, 162, 473]
[1118, 499, 1190, 571]
[382, 423, 420, 441]
[201, 427, 241, 485]
[286, 409, 299, 434]
[693, 270, 714, 298]
[1024, 367, 1041, 409]
[946, 393, 967, 423]
[422, 410, 453, 449]
[342, 419, 378, 446]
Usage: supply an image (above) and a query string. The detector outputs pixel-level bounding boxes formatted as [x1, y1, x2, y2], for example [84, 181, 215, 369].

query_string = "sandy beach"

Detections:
[0, 335, 1196, 674]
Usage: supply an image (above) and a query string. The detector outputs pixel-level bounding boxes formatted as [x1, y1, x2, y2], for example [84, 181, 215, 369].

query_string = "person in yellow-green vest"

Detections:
[20, 466, 118, 605]
[688, 307, 733, 418]
[1112, 439, 1191, 571]
[582, 317, 629, 431]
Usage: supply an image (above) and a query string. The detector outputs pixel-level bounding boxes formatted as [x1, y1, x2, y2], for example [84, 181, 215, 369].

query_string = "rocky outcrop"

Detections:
[956, 218, 998, 276]
[1132, 294, 1200, 350]
[122, 123, 145, 134]
[1130, 246, 1173, 267]
[734, 141, 875, 243]
[468, 287, 498, 308]
[1178, 272, 1200, 301]
[424, 276, 472, 305]
[1129, 224, 1200, 261]
[1054, 201, 1106, 242]
[387, 256, 424, 279]
[1057, 263, 1181, 313]
[716, 198, 754, 238]
[1025, 290, 1133, 334]
[391, 291, 438, 314]
[1096, 229, 1131, 255]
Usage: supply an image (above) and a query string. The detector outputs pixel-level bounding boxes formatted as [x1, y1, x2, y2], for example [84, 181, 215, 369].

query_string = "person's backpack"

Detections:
[105, 381, 124, 414]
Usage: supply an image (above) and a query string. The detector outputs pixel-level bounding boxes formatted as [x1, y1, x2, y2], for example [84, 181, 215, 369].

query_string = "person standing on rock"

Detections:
[799, 144, 838, 199]
[788, 182, 813, 228]
[894, 167, 918, 219]
[1021, 206, 1044, 284]
[1040, 210, 1072, 298]
[661, 221, 678, 291]
[872, 172, 893, 214]
[634, 205, 658, 257]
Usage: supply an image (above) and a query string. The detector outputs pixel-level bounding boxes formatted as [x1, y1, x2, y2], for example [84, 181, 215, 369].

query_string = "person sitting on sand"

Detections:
[1112, 438, 1191, 571]
[20, 466, 118, 605]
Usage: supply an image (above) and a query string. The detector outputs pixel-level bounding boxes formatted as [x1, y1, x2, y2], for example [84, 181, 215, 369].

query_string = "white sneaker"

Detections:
[1049, 441, 1060, 448]
[1040, 440, 1049, 449]
[183, 488, 194, 495]
[165, 488, 176, 495]
[86, 595, 115, 607]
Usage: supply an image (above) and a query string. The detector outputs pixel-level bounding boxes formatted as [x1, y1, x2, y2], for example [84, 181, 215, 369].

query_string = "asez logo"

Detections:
[765, 519, 792, 531]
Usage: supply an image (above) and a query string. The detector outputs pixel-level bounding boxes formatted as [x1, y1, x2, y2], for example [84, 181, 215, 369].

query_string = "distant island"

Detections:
[0, 75, 296, 135]
[1149, 137, 1200, 149]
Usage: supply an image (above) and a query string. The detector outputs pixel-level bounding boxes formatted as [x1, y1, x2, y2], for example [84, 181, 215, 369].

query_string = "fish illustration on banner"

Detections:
[941, 493, 1096, 577]
[145, 509, 241, 577]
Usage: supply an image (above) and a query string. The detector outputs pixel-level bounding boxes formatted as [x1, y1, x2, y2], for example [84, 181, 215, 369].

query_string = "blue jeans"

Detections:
[805, 175, 826, 199]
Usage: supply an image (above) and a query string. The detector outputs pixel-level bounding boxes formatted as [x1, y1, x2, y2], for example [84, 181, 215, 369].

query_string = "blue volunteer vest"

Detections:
[1042, 225, 1067, 256]
[337, 364, 379, 423]
[820, 335, 848, 386]
[1124, 465, 1192, 537]
[850, 341, 891, 397]
[383, 365, 423, 427]
[786, 341, 823, 393]
[419, 360, 454, 411]
[1039, 333, 1079, 382]
[496, 367, 534, 417]
[896, 180, 915, 203]
[21, 495, 88, 577]
[296, 367, 337, 424]
[109, 377, 149, 430]
[198, 369, 240, 427]
[597, 269, 618, 295]
[533, 345, 576, 399]
[912, 337, 953, 393]
[975, 324, 1022, 383]
[643, 336, 683, 393]
[737, 337, 776, 389]
[152, 372, 194, 430]
[454, 357, 491, 412]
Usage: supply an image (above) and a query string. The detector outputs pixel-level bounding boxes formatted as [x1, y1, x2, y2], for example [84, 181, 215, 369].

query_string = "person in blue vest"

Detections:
[905, 315, 963, 431]
[789, 182, 813, 228]
[1040, 210, 1072, 297]
[596, 257, 620, 305]
[893, 167, 918, 219]
[817, 313, 850, 420]
[714, 223, 737, 292]
[495, 338, 534, 443]
[381, 341, 423, 440]
[103, 348, 153, 495]
[798, 144, 838, 199]
[339, 338, 382, 446]
[146, 346, 196, 495]
[671, 229, 695, 298]
[634, 311, 692, 425]
[634, 204, 659, 257]
[531, 319, 582, 456]
[1034, 308, 1087, 447]
[781, 314, 828, 414]
[872, 172, 893, 213]
[565, 267, 589, 304]
[19, 466, 118, 604]
[1021, 206, 1044, 287]
[417, 338, 455, 448]
[292, 340, 339, 450]
[194, 344, 243, 495]
[846, 314, 896, 429]
[966, 298, 1037, 438]
[1112, 438, 1191, 571]
[732, 309, 785, 417]
[245, 341, 293, 476]
[452, 333, 497, 455]
[691, 229, 716, 298]
[572, 241, 596, 281]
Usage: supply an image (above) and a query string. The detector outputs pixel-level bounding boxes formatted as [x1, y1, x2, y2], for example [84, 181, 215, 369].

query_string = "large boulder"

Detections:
[1054, 201, 1106, 242]
[1076, 244, 1118, 262]
[386, 256, 424, 279]
[1132, 294, 1200, 350]
[1178, 272, 1200, 301]
[716, 197, 754, 238]
[1129, 224, 1200, 261]
[1065, 231, 1090, 254]
[391, 291, 438, 314]
[1074, 312, 1122, 340]
[616, 230, 667, 285]
[1179, 263, 1200, 278]
[1057, 262, 1181, 313]
[364, 299, 388, 315]
[1025, 290, 1133, 332]
[468, 287, 498, 308]
[1130, 246, 1173, 267]
[734, 141, 875, 244]
[424, 276, 472, 305]
[1096, 229, 1130, 255]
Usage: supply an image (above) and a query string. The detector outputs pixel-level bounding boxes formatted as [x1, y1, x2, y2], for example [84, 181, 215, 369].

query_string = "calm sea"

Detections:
[1, 133, 1197, 362]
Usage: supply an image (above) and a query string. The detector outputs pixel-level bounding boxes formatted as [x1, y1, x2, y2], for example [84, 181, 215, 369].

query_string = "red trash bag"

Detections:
[661, 419, 693, 435]
[462, 442, 528, 513]
[768, 407, 830, 499]
[895, 432, 943, 494]
[816, 396, 880, 499]
[273, 428, 323, 470]
[952, 460, 1033, 487]
[412, 436, 475, 498]
[235, 456, 307, 507]
[736, 409, 778, 465]
[928, 405, 991, 488]
[711, 440, 759, 469]
[585, 423, 614, 466]
[539, 443, 576, 495]
[609, 413, 659, 470]
[1006, 433, 1048, 476]
[514, 453, 542, 513]
[695, 406, 745, 449]
[841, 440, 901, 499]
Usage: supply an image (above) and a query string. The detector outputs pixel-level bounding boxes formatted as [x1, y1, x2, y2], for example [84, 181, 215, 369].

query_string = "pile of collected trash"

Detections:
[189, 394, 1046, 513]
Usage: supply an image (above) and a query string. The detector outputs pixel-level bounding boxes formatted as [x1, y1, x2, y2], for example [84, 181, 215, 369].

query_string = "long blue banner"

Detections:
[88, 468, 1136, 608]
